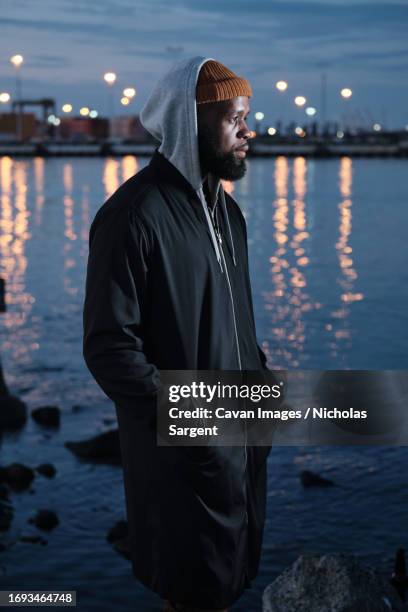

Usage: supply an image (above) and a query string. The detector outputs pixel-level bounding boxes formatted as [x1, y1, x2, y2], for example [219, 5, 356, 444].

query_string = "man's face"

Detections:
[197, 96, 251, 181]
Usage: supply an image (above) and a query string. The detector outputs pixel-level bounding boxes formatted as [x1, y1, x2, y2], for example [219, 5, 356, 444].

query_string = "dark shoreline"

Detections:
[1, 141, 408, 158]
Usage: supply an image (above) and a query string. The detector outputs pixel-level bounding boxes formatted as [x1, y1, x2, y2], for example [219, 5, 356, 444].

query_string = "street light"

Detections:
[10, 54, 24, 140]
[123, 87, 136, 98]
[340, 88, 352, 99]
[62, 103, 73, 113]
[305, 107, 317, 116]
[254, 111, 264, 134]
[103, 71, 117, 138]
[80, 107, 90, 116]
[340, 88, 353, 132]
[294, 97, 307, 133]
[0, 92, 11, 104]
[121, 97, 130, 106]
[275, 80, 288, 92]
[275, 80, 288, 131]
[294, 96, 307, 107]
[10, 54, 24, 69]
[104, 72, 117, 85]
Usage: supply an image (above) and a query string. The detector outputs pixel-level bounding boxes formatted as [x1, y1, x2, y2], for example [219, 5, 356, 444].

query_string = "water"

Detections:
[0, 156, 407, 611]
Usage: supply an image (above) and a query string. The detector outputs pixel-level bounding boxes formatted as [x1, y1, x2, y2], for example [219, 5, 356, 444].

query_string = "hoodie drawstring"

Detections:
[219, 187, 237, 267]
[197, 187, 224, 273]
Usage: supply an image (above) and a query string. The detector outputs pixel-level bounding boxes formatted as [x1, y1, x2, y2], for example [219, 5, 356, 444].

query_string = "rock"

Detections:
[28, 509, 59, 531]
[0, 463, 35, 491]
[35, 463, 57, 478]
[0, 500, 13, 531]
[20, 534, 47, 545]
[0, 395, 27, 430]
[107, 520, 130, 560]
[300, 470, 334, 487]
[65, 429, 121, 464]
[263, 553, 405, 612]
[31, 405, 60, 426]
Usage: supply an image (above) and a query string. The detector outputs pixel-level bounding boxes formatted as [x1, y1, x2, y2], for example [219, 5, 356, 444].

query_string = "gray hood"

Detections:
[140, 56, 237, 272]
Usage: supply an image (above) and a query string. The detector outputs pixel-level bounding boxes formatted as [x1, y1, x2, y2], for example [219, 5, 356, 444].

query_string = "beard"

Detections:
[198, 125, 247, 181]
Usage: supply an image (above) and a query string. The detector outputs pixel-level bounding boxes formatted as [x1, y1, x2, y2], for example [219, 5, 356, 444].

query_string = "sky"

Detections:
[1, 0, 407, 129]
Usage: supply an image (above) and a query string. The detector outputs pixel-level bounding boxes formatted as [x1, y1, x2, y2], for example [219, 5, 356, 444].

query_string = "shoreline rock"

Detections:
[28, 509, 59, 531]
[65, 429, 121, 464]
[0, 463, 35, 491]
[31, 405, 60, 427]
[0, 395, 27, 430]
[263, 553, 406, 611]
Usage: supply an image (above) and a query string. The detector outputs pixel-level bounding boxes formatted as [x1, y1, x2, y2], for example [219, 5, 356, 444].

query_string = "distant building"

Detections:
[0, 113, 37, 141]
[110, 116, 151, 141]
[58, 117, 109, 141]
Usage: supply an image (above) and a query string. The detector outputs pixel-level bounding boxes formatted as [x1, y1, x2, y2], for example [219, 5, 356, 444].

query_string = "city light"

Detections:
[89, 109, 98, 118]
[104, 72, 117, 131]
[123, 87, 136, 98]
[47, 114, 60, 125]
[10, 54, 24, 68]
[80, 107, 90, 116]
[0, 92, 11, 103]
[294, 96, 307, 107]
[121, 97, 130, 106]
[62, 104, 72, 113]
[267, 127, 277, 136]
[103, 72, 117, 85]
[341, 88, 353, 99]
[305, 107, 317, 116]
[336, 130, 345, 139]
[373, 123, 382, 131]
[295, 126, 306, 137]
[254, 111, 264, 121]
[276, 80, 288, 92]
[10, 54, 24, 141]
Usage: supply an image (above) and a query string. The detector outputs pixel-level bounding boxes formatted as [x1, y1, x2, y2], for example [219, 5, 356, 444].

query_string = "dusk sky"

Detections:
[1, 0, 407, 128]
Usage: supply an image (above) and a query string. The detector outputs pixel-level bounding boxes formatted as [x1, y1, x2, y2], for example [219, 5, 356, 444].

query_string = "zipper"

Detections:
[214, 226, 242, 371]
[210, 205, 247, 506]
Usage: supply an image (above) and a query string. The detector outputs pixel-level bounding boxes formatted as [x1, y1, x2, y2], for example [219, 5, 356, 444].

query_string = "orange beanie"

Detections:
[196, 60, 252, 104]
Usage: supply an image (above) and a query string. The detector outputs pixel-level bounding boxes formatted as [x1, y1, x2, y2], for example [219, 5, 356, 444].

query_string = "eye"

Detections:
[230, 116, 239, 124]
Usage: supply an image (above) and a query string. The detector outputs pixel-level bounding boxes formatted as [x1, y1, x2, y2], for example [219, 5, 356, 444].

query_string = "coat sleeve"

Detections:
[83, 205, 161, 410]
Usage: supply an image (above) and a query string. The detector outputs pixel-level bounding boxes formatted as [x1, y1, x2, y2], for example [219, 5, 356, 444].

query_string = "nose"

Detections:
[237, 119, 251, 140]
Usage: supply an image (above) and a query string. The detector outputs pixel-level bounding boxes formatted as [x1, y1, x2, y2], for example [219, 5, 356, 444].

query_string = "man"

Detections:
[83, 57, 271, 611]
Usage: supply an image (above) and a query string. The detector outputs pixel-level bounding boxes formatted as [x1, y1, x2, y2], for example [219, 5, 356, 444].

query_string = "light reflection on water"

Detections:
[1, 154, 408, 371]
[0, 156, 407, 611]
[0, 158, 35, 361]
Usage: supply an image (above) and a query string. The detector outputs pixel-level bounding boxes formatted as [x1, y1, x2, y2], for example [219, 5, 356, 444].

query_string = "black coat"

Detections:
[83, 151, 271, 609]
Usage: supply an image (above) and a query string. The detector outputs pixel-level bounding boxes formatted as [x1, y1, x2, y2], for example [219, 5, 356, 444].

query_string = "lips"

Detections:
[235, 145, 249, 158]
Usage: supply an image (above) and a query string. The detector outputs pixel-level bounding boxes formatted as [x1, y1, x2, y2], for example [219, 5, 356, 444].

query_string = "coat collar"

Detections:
[148, 149, 199, 201]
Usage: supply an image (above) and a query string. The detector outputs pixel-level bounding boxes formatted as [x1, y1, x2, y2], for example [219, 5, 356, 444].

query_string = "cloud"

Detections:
[0, 0, 406, 126]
